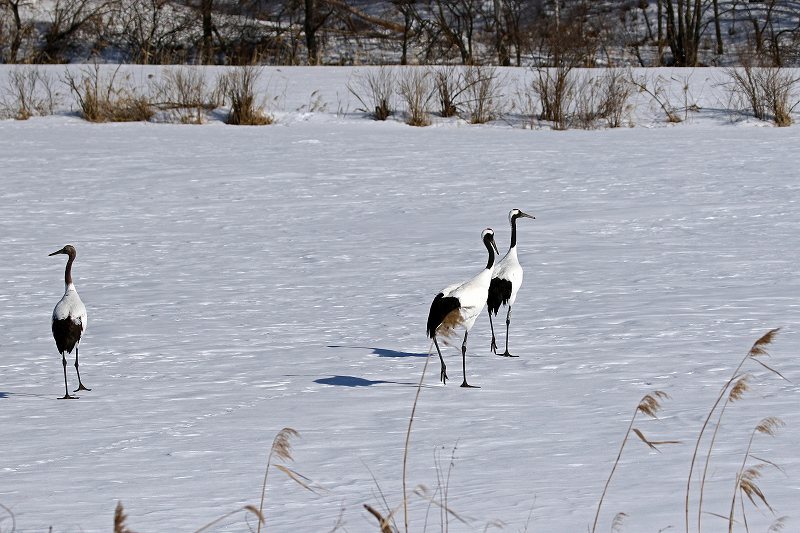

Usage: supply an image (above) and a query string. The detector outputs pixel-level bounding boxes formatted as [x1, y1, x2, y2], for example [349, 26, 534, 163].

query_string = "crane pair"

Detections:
[426, 209, 535, 388]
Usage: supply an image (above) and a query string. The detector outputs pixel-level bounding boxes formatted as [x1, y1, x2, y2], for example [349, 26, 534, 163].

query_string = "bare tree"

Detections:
[304, 0, 327, 64]
[423, 0, 482, 65]
[531, 0, 603, 68]
[0, 0, 31, 63]
[34, 0, 112, 63]
[498, 0, 532, 67]
[112, 0, 192, 64]
[392, 0, 420, 65]
[660, 0, 709, 67]
[201, 0, 213, 63]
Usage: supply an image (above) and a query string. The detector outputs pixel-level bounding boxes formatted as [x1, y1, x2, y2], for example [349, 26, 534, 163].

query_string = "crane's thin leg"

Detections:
[488, 308, 498, 354]
[59, 352, 77, 399]
[499, 307, 518, 357]
[460, 331, 479, 388]
[73, 346, 91, 392]
[433, 336, 448, 385]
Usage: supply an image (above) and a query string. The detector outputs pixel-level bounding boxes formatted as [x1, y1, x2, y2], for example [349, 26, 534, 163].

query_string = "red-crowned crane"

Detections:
[426, 228, 499, 388]
[50, 244, 90, 399]
[487, 209, 535, 357]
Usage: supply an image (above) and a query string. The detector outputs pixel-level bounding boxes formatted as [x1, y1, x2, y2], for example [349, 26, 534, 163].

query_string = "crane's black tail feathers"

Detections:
[487, 278, 512, 315]
[52, 317, 82, 354]
[427, 293, 462, 339]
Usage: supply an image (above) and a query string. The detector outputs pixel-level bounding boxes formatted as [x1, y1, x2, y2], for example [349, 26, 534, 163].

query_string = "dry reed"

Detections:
[685, 328, 784, 533]
[727, 417, 784, 532]
[364, 504, 394, 533]
[402, 344, 433, 533]
[257, 427, 298, 532]
[592, 391, 675, 533]
[114, 502, 135, 533]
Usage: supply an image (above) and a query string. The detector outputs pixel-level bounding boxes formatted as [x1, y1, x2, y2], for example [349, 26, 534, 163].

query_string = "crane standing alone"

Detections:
[50, 244, 90, 399]
[487, 209, 535, 357]
[427, 228, 499, 388]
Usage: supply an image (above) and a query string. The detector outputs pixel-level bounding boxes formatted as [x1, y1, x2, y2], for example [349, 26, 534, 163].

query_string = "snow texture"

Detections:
[1, 66, 799, 532]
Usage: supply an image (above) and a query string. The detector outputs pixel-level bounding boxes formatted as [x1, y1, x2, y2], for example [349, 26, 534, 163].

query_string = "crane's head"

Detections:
[510, 208, 535, 223]
[481, 228, 499, 254]
[49, 244, 76, 258]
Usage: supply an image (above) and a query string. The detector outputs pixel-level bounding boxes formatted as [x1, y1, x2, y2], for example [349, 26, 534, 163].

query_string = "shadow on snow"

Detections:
[314, 375, 392, 387]
[327, 345, 428, 358]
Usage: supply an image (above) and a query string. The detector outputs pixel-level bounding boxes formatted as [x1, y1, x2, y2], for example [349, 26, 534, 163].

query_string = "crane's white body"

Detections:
[52, 283, 87, 338]
[439, 267, 494, 332]
[492, 246, 523, 308]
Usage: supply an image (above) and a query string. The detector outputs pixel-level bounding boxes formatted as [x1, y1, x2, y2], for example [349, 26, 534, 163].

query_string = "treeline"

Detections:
[2, 1, 800, 67]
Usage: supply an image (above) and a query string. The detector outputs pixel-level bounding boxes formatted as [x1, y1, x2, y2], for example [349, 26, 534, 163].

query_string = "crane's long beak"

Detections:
[48, 248, 65, 256]
[520, 211, 535, 220]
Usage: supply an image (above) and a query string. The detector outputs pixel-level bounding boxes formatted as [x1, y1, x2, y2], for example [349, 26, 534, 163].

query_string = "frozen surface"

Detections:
[1, 68, 799, 532]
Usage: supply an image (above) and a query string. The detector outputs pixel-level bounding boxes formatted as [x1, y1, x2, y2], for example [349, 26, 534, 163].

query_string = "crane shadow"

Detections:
[0, 391, 52, 400]
[314, 375, 392, 387]
[327, 345, 429, 358]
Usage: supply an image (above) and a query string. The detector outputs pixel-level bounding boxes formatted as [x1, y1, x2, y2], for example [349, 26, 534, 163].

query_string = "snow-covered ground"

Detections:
[1, 67, 799, 532]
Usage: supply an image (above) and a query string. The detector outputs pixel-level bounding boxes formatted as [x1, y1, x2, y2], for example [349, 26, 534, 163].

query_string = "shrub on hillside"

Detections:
[217, 65, 273, 126]
[62, 64, 153, 122]
[0, 65, 60, 120]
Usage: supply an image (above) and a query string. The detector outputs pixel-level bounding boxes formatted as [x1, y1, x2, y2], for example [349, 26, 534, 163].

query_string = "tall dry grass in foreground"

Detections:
[96, 328, 788, 532]
[727, 416, 784, 532]
[591, 391, 678, 533]
[192, 427, 318, 533]
[685, 328, 787, 533]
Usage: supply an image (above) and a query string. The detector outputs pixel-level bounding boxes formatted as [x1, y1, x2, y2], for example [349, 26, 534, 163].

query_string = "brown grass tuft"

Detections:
[271, 427, 299, 463]
[728, 375, 750, 402]
[755, 417, 784, 437]
[637, 390, 669, 418]
[218, 66, 273, 126]
[63, 64, 154, 123]
[114, 501, 135, 533]
[257, 427, 301, 533]
[364, 504, 394, 533]
[687, 328, 786, 533]
[593, 390, 674, 533]
[749, 328, 780, 357]
[738, 465, 773, 512]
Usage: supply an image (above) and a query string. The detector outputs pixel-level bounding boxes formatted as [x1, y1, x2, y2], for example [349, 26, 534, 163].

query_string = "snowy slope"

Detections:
[0, 68, 799, 532]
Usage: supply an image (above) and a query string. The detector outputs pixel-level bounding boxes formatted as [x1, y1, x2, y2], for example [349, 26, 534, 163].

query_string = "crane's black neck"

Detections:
[510, 214, 519, 249]
[64, 252, 75, 288]
[484, 235, 495, 270]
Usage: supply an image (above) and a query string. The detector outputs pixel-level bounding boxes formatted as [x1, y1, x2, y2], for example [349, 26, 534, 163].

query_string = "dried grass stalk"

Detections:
[114, 501, 135, 533]
[593, 391, 673, 533]
[364, 504, 394, 533]
[686, 329, 783, 533]
[257, 427, 300, 533]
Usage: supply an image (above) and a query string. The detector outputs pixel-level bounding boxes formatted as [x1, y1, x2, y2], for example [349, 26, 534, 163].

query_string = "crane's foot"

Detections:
[440, 369, 449, 385]
[59, 394, 79, 400]
[74, 384, 91, 392]
[490, 338, 498, 354]
[460, 381, 480, 388]
[497, 351, 518, 358]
